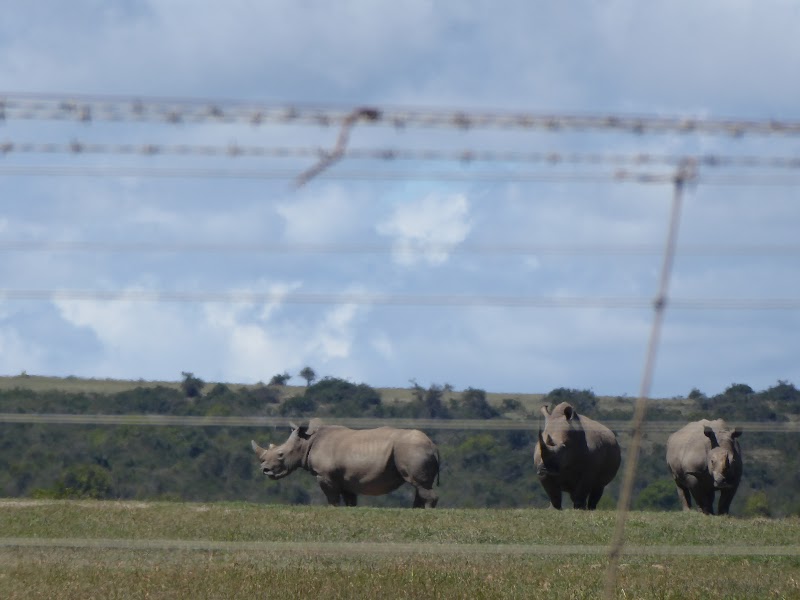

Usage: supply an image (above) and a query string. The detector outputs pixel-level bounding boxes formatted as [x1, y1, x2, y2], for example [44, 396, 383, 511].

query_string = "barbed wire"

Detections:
[1, 289, 799, 310]
[3, 240, 800, 257]
[4, 140, 800, 171]
[5, 163, 800, 186]
[4, 93, 800, 136]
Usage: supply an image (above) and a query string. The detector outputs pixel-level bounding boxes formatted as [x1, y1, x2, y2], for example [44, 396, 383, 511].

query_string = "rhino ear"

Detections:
[539, 405, 550, 419]
[306, 418, 323, 436]
[289, 421, 299, 431]
[563, 405, 575, 421]
[703, 425, 719, 448]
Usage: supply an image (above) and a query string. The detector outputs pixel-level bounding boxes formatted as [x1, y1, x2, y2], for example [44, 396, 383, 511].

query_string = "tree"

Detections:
[743, 491, 772, 518]
[180, 372, 205, 398]
[543, 387, 597, 415]
[409, 381, 450, 419]
[687, 387, 705, 400]
[454, 387, 499, 419]
[269, 372, 292, 386]
[299, 366, 316, 387]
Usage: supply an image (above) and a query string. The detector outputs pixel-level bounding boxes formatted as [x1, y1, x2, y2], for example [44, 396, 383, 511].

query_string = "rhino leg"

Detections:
[540, 478, 563, 510]
[717, 487, 737, 515]
[412, 486, 438, 509]
[691, 488, 714, 515]
[341, 491, 358, 507]
[570, 491, 589, 510]
[319, 481, 342, 506]
[587, 487, 605, 510]
[675, 483, 692, 511]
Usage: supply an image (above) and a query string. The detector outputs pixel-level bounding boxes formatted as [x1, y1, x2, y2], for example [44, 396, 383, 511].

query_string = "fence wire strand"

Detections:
[604, 165, 689, 598]
[1, 93, 799, 596]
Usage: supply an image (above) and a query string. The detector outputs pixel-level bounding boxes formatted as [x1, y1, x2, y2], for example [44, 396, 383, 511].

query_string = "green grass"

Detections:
[1, 500, 798, 599]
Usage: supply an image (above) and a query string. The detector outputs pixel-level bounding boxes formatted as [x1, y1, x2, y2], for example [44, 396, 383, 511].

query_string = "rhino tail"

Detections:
[436, 446, 441, 487]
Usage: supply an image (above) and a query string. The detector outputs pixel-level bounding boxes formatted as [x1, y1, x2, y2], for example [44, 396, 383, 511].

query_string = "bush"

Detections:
[743, 491, 772, 518]
[543, 388, 597, 415]
[634, 479, 679, 511]
[34, 464, 114, 499]
[181, 372, 205, 398]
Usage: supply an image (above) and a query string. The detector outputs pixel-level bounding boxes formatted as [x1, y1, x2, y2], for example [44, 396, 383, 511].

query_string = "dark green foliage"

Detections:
[238, 383, 281, 409]
[743, 491, 772, 517]
[1, 379, 798, 515]
[269, 372, 292, 386]
[451, 387, 499, 419]
[405, 382, 451, 419]
[634, 478, 680, 511]
[114, 385, 185, 414]
[279, 394, 318, 417]
[305, 377, 382, 417]
[543, 387, 597, 415]
[693, 382, 786, 422]
[299, 366, 317, 387]
[33, 464, 114, 499]
[180, 372, 205, 398]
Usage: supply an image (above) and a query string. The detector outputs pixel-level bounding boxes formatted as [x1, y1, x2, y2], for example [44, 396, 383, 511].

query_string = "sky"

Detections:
[1, 1, 799, 398]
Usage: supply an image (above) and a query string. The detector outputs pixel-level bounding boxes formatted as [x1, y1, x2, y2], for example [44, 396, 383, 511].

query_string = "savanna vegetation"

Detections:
[1, 500, 798, 599]
[0, 373, 798, 516]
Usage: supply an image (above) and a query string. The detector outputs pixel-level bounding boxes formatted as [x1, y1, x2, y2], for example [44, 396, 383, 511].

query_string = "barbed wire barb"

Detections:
[294, 107, 381, 187]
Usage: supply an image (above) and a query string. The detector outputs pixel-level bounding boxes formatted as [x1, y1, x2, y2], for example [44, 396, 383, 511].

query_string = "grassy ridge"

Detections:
[1, 500, 798, 599]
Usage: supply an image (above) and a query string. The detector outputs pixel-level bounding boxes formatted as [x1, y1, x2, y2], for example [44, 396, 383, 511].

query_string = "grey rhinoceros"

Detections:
[666, 419, 742, 515]
[251, 418, 440, 508]
[533, 402, 621, 510]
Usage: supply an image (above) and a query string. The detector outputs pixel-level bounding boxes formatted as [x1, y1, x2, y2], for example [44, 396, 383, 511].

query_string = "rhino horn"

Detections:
[289, 421, 299, 431]
[537, 431, 551, 457]
[732, 427, 742, 438]
[539, 405, 550, 419]
[269, 443, 275, 449]
[251, 440, 263, 454]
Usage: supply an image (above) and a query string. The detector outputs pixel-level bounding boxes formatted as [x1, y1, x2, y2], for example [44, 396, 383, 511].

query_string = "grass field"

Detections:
[1, 500, 798, 599]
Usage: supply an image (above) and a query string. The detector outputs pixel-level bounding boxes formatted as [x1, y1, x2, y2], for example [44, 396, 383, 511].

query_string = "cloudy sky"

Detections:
[1, 1, 799, 398]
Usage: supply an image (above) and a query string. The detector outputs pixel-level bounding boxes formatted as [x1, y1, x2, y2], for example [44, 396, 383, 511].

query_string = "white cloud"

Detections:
[276, 186, 362, 243]
[377, 192, 472, 266]
[0, 324, 47, 375]
[307, 302, 362, 361]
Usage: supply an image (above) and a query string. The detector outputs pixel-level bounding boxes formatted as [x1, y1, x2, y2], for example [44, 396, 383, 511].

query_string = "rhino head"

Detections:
[704, 425, 742, 489]
[251, 419, 322, 479]
[536, 404, 576, 478]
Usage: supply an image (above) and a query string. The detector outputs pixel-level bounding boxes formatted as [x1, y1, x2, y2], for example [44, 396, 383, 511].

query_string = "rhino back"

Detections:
[308, 427, 435, 490]
[539, 413, 620, 485]
[667, 420, 732, 476]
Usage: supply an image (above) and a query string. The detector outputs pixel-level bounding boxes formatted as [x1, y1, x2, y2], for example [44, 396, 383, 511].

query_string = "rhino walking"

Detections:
[666, 419, 742, 515]
[251, 418, 440, 508]
[534, 402, 621, 510]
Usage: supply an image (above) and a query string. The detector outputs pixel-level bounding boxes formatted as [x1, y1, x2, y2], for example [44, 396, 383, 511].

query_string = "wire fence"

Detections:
[1, 93, 799, 598]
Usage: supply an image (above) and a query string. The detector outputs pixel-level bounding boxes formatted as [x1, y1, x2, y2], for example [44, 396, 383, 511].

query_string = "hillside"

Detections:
[0, 374, 798, 516]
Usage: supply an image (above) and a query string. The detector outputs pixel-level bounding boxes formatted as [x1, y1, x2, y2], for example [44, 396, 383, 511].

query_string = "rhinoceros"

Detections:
[666, 419, 742, 515]
[533, 402, 621, 510]
[251, 418, 440, 508]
